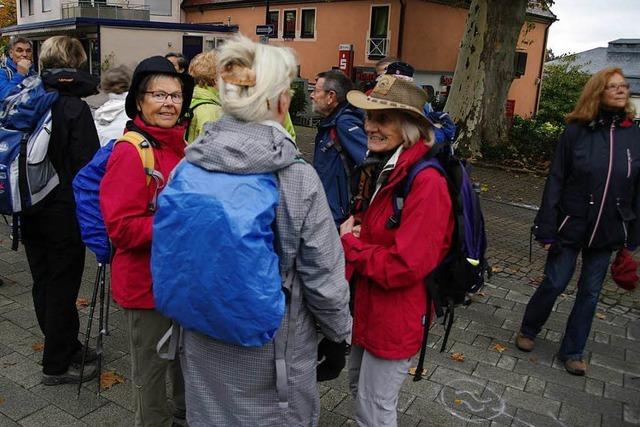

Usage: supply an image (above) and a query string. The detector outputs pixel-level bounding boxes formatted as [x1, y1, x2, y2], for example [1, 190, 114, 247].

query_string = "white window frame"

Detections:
[267, 9, 280, 39]
[299, 7, 316, 41]
[42, 0, 51, 12]
[366, 3, 391, 62]
[282, 8, 297, 40]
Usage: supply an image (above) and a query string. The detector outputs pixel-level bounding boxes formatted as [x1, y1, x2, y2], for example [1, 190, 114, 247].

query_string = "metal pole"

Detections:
[265, 0, 270, 25]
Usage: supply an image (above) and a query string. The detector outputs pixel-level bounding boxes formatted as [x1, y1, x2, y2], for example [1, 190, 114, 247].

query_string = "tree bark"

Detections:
[444, 0, 529, 158]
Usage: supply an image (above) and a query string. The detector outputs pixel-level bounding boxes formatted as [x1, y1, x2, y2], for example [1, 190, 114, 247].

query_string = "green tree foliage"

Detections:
[0, 0, 17, 53]
[536, 56, 591, 127]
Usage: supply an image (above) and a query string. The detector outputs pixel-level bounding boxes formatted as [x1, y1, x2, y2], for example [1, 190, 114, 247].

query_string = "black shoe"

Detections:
[42, 362, 98, 386]
[71, 346, 98, 364]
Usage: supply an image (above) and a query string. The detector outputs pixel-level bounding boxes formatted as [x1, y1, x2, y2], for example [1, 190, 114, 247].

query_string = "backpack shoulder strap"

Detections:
[1, 63, 13, 81]
[387, 156, 445, 228]
[115, 131, 156, 186]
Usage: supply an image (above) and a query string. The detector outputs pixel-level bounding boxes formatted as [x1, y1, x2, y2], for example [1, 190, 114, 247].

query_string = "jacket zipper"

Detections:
[336, 176, 346, 217]
[627, 148, 632, 178]
[588, 123, 615, 247]
[557, 215, 570, 232]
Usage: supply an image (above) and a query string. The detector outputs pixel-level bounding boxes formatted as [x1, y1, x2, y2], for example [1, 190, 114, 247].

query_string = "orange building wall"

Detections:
[402, 1, 468, 72]
[184, 1, 551, 118]
[508, 21, 548, 117]
[186, 1, 402, 79]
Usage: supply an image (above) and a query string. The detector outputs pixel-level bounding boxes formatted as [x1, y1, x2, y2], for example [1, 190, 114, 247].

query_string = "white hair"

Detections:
[216, 35, 297, 122]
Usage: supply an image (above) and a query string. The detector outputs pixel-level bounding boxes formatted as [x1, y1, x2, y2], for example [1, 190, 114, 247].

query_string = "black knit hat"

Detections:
[385, 61, 415, 79]
[125, 55, 195, 119]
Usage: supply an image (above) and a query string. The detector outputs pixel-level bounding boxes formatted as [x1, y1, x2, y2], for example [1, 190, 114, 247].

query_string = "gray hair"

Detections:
[316, 70, 353, 104]
[100, 65, 132, 95]
[401, 114, 434, 147]
[216, 35, 297, 123]
[8, 37, 32, 51]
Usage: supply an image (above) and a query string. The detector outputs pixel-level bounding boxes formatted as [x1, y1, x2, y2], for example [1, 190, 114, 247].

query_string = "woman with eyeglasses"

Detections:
[100, 56, 194, 426]
[517, 67, 640, 376]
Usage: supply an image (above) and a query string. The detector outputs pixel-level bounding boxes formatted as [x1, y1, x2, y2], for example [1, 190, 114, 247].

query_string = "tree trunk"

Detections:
[444, 0, 528, 158]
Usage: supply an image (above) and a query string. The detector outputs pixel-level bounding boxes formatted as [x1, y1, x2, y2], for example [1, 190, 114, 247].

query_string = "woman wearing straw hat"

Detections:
[339, 75, 454, 426]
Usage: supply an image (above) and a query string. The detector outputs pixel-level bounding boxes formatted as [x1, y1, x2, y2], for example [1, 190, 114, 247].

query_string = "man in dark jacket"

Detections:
[0, 37, 36, 99]
[311, 70, 367, 226]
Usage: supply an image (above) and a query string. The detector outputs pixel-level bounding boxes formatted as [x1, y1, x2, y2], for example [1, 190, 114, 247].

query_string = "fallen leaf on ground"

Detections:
[31, 342, 44, 352]
[100, 371, 124, 390]
[450, 352, 465, 362]
[528, 356, 538, 363]
[0, 397, 4, 405]
[1, 362, 17, 368]
[480, 184, 489, 192]
[477, 291, 487, 297]
[76, 298, 89, 308]
[492, 343, 507, 353]
[407, 367, 427, 377]
[454, 399, 462, 405]
[492, 266, 503, 273]
[559, 293, 567, 299]
[595, 312, 606, 320]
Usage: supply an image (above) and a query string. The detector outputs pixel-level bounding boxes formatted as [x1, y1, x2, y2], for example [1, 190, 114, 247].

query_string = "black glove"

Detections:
[316, 338, 347, 382]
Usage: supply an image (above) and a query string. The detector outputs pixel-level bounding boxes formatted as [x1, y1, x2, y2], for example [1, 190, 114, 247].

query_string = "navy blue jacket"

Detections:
[0, 57, 36, 99]
[533, 116, 640, 250]
[313, 102, 367, 226]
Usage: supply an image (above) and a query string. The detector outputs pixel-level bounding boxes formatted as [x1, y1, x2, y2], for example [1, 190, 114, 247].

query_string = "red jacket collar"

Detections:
[384, 140, 431, 187]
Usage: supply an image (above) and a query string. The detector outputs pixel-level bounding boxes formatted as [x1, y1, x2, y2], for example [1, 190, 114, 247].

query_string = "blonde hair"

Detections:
[189, 51, 218, 87]
[216, 35, 297, 122]
[566, 67, 635, 124]
[39, 36, 87, 70]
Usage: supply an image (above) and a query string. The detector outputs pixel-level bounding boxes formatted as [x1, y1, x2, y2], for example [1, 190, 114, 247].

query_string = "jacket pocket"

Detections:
[558, 195, 589, 243]
[616, 199, 635, 244]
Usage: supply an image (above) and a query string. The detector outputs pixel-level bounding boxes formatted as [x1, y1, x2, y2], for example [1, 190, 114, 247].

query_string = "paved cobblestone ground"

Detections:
[0, 126, 639, 426]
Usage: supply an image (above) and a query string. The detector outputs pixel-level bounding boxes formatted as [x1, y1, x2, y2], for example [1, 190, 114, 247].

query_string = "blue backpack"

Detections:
[72, 131, 162, 264]
[425, 110, 457, 144]
[151, 161, 285, 347]
[387, 143, 489, 381]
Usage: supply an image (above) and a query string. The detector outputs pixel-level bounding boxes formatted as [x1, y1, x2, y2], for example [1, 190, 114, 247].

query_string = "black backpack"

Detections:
[387, 143, 490, 381]
[183, 99, 220, 141]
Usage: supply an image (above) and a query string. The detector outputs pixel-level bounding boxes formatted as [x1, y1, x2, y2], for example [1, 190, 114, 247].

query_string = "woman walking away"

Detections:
[22, 36, 101, 386]
[94, 65, 132, 146]
[517, 67, 640, 376]
[340, 75, 454, 426]
[186, 50, 223, 143]
[100, 56, 194, 426]
[154, 35, 351, 426]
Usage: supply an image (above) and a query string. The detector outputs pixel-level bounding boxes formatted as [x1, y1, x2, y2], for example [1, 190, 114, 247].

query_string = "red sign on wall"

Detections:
[338, 44, 354, 77]
[505, 99, 516, 119]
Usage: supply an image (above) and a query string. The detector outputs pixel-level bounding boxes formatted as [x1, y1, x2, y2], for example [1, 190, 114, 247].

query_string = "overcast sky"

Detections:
[547, 0, 640, 55]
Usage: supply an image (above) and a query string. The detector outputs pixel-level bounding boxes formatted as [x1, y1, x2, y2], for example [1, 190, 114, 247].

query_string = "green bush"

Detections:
[481, 116, 562, 170]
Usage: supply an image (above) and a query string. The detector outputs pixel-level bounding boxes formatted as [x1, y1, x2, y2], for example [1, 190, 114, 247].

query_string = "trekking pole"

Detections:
[77, 263, 102, 398]
[104, 265, 111, 336]
[96, 263, 106, 395]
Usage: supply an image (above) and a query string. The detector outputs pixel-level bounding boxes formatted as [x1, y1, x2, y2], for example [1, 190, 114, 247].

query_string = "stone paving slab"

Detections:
[0, 126, 639, 426]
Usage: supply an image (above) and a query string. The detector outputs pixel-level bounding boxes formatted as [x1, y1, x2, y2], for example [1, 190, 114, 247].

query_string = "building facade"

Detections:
[183, 0, 555, 118]
[3, 0, 237, 74]
[548, 39, 640, 116]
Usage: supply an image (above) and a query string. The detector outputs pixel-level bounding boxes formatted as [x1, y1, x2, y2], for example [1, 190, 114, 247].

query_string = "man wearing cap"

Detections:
[310, 70, 367, 226]
[0, 37, 36, 99]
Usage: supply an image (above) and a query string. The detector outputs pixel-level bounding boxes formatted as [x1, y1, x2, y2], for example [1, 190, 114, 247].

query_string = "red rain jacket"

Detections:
[100, 129, 185, 309]
[342, 140, 454, 360]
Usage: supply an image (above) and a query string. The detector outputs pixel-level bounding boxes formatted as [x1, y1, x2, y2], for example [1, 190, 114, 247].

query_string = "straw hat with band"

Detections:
[347, 75, 433, 131]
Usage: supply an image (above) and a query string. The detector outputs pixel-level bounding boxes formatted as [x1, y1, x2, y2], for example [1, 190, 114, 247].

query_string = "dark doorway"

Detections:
[182, 36, 203, 63]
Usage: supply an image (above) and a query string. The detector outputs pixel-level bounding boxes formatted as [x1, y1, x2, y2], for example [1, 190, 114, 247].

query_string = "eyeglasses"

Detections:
[605, 83, 630, 92]
[143, 91, 184, 104]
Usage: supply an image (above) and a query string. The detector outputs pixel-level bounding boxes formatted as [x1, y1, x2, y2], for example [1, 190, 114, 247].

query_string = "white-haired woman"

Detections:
[178, 35, 351, 426]
[340, 75, 454, 425]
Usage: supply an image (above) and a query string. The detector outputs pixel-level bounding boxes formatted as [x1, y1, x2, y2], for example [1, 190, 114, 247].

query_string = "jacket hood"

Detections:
[191, 85, 220, 104]
[41, 68, 99, 98]
[185, 115, 301, 174]
[95, 92, 127, 124]
[319, 101, 365, 129]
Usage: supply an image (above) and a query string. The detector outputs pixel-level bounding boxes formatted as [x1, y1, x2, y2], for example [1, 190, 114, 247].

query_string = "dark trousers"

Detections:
[21, 200, 86, 375]
[520, 245, 611, 360]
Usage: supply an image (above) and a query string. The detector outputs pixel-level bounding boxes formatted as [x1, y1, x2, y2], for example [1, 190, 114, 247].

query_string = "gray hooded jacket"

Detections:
[181, 116, 351, 426]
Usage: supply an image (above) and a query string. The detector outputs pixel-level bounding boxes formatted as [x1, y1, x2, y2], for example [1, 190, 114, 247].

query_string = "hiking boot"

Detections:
[42, 362, 98, 386]
[515, 333, 535, 352]
[564, 359, 587, 376]
[70, 346, 97, 364]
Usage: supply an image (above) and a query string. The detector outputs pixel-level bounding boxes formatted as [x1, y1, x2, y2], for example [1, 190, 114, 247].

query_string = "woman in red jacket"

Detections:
[340, 75, 454, 426]
[100, 56, 194, 427]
